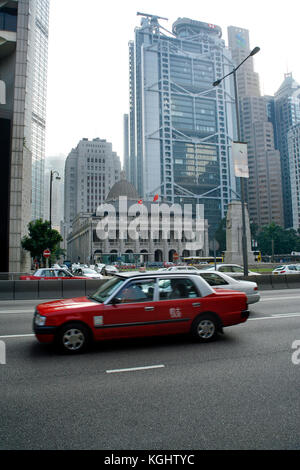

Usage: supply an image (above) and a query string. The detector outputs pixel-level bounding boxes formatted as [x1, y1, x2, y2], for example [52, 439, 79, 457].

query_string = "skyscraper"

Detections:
[0, 0, 50, 272]
[228, 26, 284, 229]
[288, 123, 300, 230]
[63, 138, 121, 238]
[128, 15, 237, 236]
[273, 73, 300, 228]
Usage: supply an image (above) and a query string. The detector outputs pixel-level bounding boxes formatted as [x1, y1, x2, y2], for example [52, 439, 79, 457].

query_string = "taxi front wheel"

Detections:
[191, 314, 218, 343]
[56, 322, 91, 354]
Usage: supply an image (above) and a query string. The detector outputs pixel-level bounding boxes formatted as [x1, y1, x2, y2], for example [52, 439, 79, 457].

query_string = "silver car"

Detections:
[272, 264, 300, 275]
[199, 264, 261, 277]
[198, 271, 260, 304]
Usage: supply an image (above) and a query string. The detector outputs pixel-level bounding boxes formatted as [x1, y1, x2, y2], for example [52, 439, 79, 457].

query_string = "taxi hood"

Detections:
[36, 296, 103, 314]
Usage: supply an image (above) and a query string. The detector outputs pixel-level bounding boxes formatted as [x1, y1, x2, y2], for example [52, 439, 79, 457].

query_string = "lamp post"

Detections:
[49, 170, 61, 229]
[213, 46, 260, 276]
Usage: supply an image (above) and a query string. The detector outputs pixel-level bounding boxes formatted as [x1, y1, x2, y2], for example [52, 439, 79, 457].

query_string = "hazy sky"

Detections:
[45, 0, 300, 163]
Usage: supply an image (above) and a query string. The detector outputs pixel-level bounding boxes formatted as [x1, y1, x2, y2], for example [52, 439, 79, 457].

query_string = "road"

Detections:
[1, 290, 300, 450]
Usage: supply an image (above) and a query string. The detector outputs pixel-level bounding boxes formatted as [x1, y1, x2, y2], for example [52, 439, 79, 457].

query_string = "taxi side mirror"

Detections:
[111, 297, 121, 305]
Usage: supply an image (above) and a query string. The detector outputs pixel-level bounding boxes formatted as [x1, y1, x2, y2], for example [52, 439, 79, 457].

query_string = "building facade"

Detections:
[63, 138, 121, 243]
[272, 73, 300, 228]
[67, 177, 209, 264]
[0, 0, 49, 272]
[288, 123, 300, 230]
[128, 15, 237, 237]
[228, 26, 284, 229]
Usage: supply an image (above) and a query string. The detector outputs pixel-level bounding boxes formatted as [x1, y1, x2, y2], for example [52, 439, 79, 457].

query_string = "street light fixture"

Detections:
[49, 170, 61, 229]
[213, 46, 260, 276]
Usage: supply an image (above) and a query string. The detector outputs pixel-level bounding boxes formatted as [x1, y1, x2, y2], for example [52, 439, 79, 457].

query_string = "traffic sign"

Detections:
[43, 249, 51, 258]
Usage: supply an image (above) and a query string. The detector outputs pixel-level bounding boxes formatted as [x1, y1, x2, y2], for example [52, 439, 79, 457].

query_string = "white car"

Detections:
[272, 264, 300, 275]
[158, 266, 202, 274]
[199, 271, 260, 304]
[199, 264, 261, 277]
[73, 268, 103, 279]
[104, 265, 119, 275]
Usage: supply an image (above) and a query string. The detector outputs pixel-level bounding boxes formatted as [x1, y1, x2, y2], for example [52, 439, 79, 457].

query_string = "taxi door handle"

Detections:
[192, 303, 201, 307]
[144, 306, 155, 311]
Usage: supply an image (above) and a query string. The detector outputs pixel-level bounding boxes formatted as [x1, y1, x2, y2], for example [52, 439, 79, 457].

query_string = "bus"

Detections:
[182, 256, 224, 265]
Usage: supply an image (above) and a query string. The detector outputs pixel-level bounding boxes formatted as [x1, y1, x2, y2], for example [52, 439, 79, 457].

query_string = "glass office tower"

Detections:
[0, 0, 49, 272]
[128, 16, 236, 235]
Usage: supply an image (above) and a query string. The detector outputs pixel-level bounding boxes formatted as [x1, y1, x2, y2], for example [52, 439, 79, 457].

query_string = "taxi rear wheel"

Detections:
[56, 322, 91, 354]
[191, 314, 218, 343]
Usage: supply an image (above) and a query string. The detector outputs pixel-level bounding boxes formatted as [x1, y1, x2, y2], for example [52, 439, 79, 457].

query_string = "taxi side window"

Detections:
[56, 270, 67, 277]
[41, 270, 53, 277]
[200, 273, 228, 286]
[158, 278, 199, 300]
[116, 280, 156, 303]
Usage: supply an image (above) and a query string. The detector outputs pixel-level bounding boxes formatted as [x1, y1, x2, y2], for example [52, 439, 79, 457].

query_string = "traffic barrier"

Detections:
[1, 274, 300, 301]
[14, 280, 39, 300]
[271, 275, 288, 290]
[62, 279, 86, 298]
[285, 274, 300, 290]
[254, 275, 273, 290]
[0, 281, 14, 299]
[38, 280, 63, 299]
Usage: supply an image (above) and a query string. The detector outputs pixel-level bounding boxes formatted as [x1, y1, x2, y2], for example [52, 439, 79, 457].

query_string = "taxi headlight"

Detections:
[35, 313, 47, 326]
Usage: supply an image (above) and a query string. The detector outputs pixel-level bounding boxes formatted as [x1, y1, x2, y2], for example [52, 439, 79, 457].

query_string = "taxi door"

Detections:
[154, 277, 202, 336]
[95, 278, 159, 340]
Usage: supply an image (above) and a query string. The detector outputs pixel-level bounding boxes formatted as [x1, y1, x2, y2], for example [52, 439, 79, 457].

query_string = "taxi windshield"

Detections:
[89, 277, 125, 303]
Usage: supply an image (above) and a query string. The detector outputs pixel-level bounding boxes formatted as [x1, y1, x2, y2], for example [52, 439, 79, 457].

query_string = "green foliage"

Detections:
[257, 222, 300, 255]
[21, 219, 63, 261]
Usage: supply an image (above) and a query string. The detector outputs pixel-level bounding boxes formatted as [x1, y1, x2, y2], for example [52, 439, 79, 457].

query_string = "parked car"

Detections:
[199, 264, 261, 277]
[33, 272, 249, 353]
[104, 265, 119, 275]
[272, 264, 300, 275]
[73, 268, 103, 279]
[20, 268, 87, 280]
[198, 271, 260, 304]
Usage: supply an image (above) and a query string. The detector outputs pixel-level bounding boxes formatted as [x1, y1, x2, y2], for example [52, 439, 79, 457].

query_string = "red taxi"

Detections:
[20, 268, 87, 280]
[33, 273, 249, 353]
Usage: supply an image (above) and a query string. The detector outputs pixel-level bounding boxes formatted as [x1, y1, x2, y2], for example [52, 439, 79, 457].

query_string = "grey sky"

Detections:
[45, 0, 300, 163]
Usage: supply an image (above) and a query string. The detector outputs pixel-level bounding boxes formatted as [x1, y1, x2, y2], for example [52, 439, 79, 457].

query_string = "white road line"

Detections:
[0, 310, 33, 314]
[249, 313, 300, 321]
[106, 364, 165, 374]
[260, 296, 300, 302]
[0, 334, 34, 339]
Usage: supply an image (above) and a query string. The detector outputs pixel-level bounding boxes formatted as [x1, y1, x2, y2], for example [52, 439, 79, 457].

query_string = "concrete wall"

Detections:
[1, 275, 300, 300]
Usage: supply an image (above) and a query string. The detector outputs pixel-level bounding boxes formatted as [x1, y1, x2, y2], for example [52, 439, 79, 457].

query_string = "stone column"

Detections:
[224, 200, 255, 264]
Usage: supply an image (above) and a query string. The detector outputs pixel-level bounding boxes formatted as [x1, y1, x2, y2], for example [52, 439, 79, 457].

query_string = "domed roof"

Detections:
[106, 174, 140, 201]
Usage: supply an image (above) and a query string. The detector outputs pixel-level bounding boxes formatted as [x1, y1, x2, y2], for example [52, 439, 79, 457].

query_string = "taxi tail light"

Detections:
[254, 287, 258, 291]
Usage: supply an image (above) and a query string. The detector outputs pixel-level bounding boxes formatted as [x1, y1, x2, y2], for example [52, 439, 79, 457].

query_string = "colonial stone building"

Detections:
[67, 177, 209, 264]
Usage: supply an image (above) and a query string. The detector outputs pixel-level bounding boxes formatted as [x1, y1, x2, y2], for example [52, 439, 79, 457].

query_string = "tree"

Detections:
[21, 219, 63, 265]
[257, 223, 300, 255]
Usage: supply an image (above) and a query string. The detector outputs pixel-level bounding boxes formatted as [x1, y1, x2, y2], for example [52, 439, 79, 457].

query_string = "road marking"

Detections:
[0, 310, 33, 314]
[261, 296, 300, 302]
[249, 313, 300, 321]
[106, 364, 165, 374]
[0, 334, 34, 339]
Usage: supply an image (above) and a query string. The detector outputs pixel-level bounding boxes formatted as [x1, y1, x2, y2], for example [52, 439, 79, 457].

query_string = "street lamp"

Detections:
[213, 46, 260, 276]
[49, 170, 61, 229]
